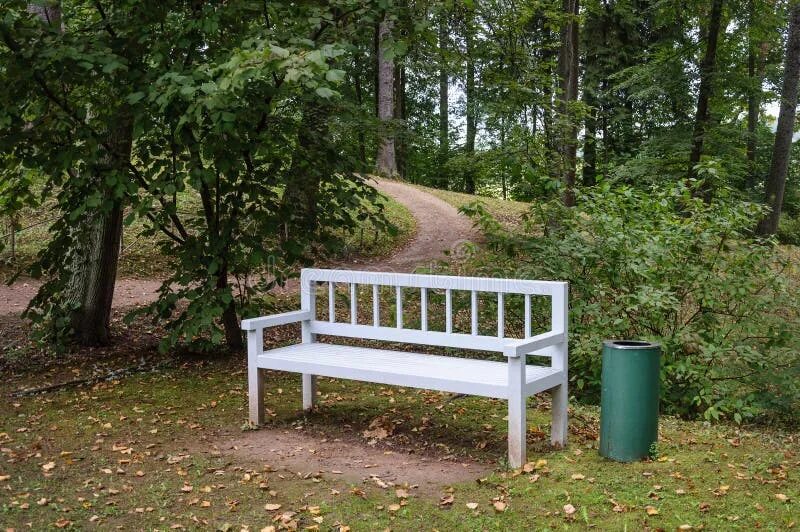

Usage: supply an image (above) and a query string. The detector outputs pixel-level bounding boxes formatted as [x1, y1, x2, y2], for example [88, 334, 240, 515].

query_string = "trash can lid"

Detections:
[603, 339, 661, 350]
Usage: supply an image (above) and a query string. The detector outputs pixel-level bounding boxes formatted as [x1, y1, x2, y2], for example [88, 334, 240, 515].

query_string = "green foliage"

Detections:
[0, 1, 393, 351]
[777, 214, 800, 245]
[462, 183, 800, 425]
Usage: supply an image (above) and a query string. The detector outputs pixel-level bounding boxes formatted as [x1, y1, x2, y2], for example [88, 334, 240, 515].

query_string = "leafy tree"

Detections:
[0, 1, 391, 352]
[756, 0, 800, 236]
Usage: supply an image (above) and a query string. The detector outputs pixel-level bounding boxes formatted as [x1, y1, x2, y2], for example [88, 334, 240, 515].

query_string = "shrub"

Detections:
[461, 183, 800, 425]
[778, 214, 800, 246]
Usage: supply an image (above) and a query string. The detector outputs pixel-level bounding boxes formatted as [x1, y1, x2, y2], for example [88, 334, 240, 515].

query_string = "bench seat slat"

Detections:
[256, 343, 564, 399]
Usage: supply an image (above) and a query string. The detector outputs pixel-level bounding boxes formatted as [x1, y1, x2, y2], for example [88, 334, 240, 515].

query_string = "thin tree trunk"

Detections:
[583, 106, 598, 186]
[583, 75, 598, 186]
[376, 16, 398, 177]
[216, 261, 243, 351]
[353, 56, 367, 167]
[438, 14, 449, 189]
[394, 62, 407, 179]
[500, 116, 507, 200]
[746, 45, 759, 187]
[27, 1, 61, 28]
[557, 0, 580, 206]
[756, 1, 800, 236]
[746, 21, 769, 190]
[464, 7, 477, 195]
[687, 0, 725, 200]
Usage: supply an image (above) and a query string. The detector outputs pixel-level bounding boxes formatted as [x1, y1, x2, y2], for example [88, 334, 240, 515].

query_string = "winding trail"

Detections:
[0, 178, 478, 315]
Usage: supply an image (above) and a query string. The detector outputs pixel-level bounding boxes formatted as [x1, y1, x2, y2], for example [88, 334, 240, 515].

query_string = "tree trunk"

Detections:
[63, 115, 130, 346]
[746, 45, 759, 187]
[394, 62, 407, 179]
[353, 56, 367, 167]
[28, 0, 126, 346]
[376, 16, 398, 177]
[464, 8, 477, 195]
[582, 57, 598, 187]
[583, 99, 598, 186]
[500, 116, 507, 200]
[557, 0, 580, 206]
[687, 0, 724, 199]
[438, 14, 449, 189]
[216, 261, 243, 352]
[746, 4, 769, 190]
[27, 1, 61, 28]
[756, 1, 800, 236]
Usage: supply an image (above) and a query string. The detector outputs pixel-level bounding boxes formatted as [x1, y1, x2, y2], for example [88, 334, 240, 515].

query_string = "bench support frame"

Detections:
[244, 269, 568, 469]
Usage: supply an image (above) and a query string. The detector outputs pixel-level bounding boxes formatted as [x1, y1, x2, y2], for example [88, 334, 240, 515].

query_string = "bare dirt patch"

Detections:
[211, 427, 493, 498]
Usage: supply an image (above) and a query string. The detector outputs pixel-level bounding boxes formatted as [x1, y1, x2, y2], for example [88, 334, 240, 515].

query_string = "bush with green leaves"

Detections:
[461, 183, 800, 425]
[778, 214, 800, 245]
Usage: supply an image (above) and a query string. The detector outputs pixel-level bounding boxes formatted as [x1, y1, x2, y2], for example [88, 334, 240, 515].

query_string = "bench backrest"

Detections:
[300, 268, 567, 356]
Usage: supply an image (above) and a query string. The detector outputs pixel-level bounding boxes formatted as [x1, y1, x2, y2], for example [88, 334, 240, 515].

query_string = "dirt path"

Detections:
[364, 177, 479, 271]
[0, 178, 479, 315]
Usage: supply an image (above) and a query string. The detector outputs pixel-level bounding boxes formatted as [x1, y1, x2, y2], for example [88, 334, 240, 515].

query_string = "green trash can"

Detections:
[599, 340, 661, 462]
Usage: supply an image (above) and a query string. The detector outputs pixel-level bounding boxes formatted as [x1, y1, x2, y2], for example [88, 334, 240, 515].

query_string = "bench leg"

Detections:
[551, 382, 568, 447]
[248, 366, 265, 426]
[507, 357, 526, 469]
[302, 374, 316, 411]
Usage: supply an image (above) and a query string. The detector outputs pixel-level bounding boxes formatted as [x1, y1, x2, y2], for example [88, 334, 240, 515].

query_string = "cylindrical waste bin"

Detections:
[599, 340, 661, 462]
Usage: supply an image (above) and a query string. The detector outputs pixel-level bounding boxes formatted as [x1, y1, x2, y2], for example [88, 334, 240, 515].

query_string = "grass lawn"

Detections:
[411, 184, 530, 230]
[2, 187, 797, 530]
[1, 329, 797, 530]
[0, 190, 415, 281]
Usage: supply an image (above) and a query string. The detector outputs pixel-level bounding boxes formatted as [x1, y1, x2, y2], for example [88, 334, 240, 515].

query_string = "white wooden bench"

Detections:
[242, 268, 569, 468]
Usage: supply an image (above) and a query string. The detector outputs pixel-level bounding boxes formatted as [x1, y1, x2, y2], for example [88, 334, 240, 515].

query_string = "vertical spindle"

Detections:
[396, 286, 403, 328]
[471, 291, 479, 335]
[497, 292, 505, 337]
[524, 293, 531, 337]
[445, 289, 453, 333]
[421, 287, 428, 331]
[373, 284, 380, 327]
[328, 282, 335, 322]
[350, 283, 357, 324]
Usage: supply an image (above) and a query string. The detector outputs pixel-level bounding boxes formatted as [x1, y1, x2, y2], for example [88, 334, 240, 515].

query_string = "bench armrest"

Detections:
[503, 331, 566, 358]
[241, 310, 313, 331]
